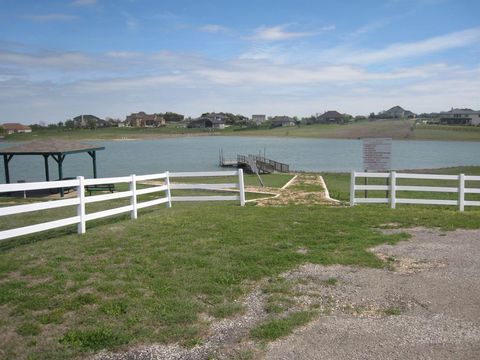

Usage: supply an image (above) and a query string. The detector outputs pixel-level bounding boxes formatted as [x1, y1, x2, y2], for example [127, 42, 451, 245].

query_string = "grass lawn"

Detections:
[1, 171, 480, 358]
[1, 125, 211, 141]
[414, 124, 480, 141]
[228, 120, 416, 140]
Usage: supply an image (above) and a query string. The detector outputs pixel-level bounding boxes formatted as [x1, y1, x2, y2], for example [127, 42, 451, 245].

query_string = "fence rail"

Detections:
[350, 171, 480, 211]
[0, 169, 245, 241]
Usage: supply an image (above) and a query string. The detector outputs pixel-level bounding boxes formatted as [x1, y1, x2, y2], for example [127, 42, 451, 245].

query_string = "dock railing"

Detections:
[350, 171, 480, 211]
[237, 154, 289, 173]
[0, 169, 245, 241]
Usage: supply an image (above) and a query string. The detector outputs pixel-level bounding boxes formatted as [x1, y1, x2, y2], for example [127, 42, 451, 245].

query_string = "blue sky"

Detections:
[0, 0, 479, 123]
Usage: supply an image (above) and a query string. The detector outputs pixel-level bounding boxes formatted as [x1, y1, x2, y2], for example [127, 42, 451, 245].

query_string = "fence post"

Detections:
[77, 176, 86, 234]
[459, 173, 465, 212]
[390, 171, 396, 209]
[165, 171, 172, 208]
[130, 174, 137, 219]
[350, 171, 356, 207]
[238, 168, 245, 206]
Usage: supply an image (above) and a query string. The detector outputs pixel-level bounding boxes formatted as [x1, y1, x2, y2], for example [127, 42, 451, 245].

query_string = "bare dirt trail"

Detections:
[252, 173, 340, 206]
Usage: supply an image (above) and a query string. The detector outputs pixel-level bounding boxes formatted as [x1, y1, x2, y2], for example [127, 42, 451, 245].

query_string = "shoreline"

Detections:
[2, 132, 480, 143]
[1, 121, 480, 143]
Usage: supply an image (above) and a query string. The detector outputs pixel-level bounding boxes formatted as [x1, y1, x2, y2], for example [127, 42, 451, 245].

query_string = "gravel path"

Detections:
[264, 228, 480, 360]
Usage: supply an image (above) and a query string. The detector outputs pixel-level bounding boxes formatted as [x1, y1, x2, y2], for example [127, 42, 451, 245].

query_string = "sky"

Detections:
[0, 0, 479, 123]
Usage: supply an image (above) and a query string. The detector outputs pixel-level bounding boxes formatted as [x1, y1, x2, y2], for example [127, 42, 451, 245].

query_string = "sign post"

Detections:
[363, 138, 392, 198]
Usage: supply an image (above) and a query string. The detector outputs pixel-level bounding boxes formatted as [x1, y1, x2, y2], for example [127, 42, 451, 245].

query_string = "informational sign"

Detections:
[363, 138, 392, 171]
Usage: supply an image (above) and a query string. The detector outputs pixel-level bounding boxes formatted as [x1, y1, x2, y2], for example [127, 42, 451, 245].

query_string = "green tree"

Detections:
[161, 112, 184, 122]
[86, 118, 97, 130]
[65, 119, 75, 129]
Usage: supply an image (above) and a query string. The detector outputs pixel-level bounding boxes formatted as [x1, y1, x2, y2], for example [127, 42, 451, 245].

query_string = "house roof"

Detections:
[272, 116, 294, 122]
[128, 112, 164, 122]
[441, 108, 480, 115]
[383, 106, 416, 116]
[319, 111, 343, 118]
[0, 139, 104, 155]
[1, 123, 31, 130]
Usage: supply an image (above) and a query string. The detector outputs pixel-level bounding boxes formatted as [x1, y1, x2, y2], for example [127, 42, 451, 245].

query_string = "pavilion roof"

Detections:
[0, 139, 104, 155]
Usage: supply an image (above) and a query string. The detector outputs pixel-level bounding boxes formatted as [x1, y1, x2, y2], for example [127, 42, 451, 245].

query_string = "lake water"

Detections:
[1, 136, 479, 182]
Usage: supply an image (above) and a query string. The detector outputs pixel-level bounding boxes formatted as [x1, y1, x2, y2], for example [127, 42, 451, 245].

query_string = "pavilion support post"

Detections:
[52, 154, 66, 197]
[88, 151, 97, 178]
[3, 154, 13, 184]
[43, 154, 50, 181]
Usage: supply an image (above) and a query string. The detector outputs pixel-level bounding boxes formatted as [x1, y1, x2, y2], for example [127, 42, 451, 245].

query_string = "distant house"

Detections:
[381, 106, 416, 119]
[439, 108, 480, 126]
[252, 114, 266, 125]
[73, 114, 107, 128]
[271, 116, 296, 127]
[126, 112, 166, 128]
[317, 110, 346, 124]
[188, 115, 226, 129]
[1, 123, 32, 134]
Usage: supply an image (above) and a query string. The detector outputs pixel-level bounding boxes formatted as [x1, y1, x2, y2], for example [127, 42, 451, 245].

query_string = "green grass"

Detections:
[414, 124, 480, 141]
[1, 124, 210, 141]
[250, 311, 315, 341]
[384, 307, 402, 316]
[4, 121, 479, 142]
[323, 277, 338, 286]
[1, 175, 480, 358]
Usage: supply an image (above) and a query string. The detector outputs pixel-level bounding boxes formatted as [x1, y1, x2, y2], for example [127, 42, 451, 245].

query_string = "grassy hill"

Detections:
[2, 120, 480, 142]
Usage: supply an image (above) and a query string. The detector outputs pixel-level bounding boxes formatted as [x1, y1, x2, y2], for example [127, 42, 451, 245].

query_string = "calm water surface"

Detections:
[1, 136, 479, 182]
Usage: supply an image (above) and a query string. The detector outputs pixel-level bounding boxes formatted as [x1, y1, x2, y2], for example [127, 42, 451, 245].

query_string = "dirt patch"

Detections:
[254, 173, 339, 206]
[264, 228, 480, 359]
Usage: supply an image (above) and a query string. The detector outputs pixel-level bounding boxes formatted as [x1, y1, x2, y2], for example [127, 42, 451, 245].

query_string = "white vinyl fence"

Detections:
[350, 171, 480, 211]
[0, 169, 245, 241]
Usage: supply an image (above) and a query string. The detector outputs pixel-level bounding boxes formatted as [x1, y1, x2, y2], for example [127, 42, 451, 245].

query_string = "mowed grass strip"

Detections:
[1, 188, 480, 358]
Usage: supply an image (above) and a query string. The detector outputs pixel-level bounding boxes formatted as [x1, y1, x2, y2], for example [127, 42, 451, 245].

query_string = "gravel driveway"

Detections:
[264, 228, 480, 360]
[94, 228, 480, 360]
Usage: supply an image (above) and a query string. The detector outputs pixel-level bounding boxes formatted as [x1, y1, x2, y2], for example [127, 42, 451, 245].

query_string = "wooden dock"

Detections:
[219, 150, 289, 173]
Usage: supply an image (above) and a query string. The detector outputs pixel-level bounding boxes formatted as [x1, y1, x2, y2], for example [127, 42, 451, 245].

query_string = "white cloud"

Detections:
[73, 74, 190, 93]
[22, 14, 77, 22]
[248, 24, 329, 41]
[126, 19, 138, 31]
[0, 51, 96, 70]
[1, 41, 479, 121]
[106, 51, 141, 59]
[330, 27, 480, 64]
[346, 20, 389, 40]
[198, 24, 229, 33]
